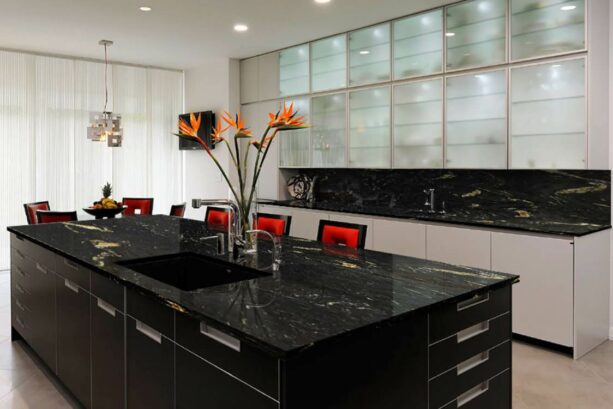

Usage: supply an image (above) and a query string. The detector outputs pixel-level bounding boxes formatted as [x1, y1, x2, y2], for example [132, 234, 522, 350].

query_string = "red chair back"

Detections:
[123, 198, 154, 216]
[205, 207, 232, 230]
[36, 210, 78, 224]
[170, 203, 186, 217]
[24, 201, 50, 225]
[255, 213, 292, 236]
[317, 220, 367, 249]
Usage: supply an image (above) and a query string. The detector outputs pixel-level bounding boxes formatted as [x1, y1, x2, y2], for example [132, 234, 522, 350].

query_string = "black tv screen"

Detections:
[178, 111, 216, 150]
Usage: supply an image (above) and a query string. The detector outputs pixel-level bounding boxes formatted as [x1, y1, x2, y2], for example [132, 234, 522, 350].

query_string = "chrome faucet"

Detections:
[192, 199, 240, 255]
[424, 188, 436, 213]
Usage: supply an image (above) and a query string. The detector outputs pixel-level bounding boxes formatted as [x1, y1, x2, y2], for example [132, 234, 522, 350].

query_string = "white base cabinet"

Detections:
[372, 218, 425, 258]
[425, 224, 491, 269]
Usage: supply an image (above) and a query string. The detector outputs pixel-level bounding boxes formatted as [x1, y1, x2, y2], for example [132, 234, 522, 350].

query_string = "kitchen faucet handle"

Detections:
[246, 229, 280, 272]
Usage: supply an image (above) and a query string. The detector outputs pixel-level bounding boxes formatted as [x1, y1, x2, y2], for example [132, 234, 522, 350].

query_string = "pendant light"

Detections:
[87, 40, 123, 147]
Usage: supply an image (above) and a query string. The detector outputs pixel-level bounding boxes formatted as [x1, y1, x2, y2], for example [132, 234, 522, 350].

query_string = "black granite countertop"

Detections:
[264, 199, 611, 236]
[8, 216, 517, 358]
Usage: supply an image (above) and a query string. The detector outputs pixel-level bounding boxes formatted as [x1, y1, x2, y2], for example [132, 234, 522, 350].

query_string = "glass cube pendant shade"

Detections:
[87, 111, 123, 147]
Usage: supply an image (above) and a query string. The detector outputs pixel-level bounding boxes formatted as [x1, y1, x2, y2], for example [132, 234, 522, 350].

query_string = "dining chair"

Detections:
[122, 198, 154, 216]
[255, 213, 292, 236]
[24, 201, 50, 225]
[169, 203, 186, 218]
[317, 220, 368, 249]
[36, 210, 78, 224]
[205, 206, 233, 230]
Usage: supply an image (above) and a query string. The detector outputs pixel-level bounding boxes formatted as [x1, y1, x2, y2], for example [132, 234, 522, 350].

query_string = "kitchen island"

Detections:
[8, 216, 517, 409]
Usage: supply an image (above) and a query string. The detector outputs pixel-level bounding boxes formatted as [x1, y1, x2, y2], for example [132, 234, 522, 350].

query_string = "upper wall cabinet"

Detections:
[510, 58, 586, 169]
[446, 69, 507, 169]
[511, 0, 585, 61]
[349, 24, 391, 86]
[311, 35, 347, 92]
[394, 79, 444, 168]
[312, 93, 347, 167]
[240, 57, 259, 104]
[280, 45, 310, 97]
[258, 52, 280, 101]
[393, 10, 443, 80]
[349, 86, 391, 168]
[446, 0, 507, 71]
[279, 98, 311, 167]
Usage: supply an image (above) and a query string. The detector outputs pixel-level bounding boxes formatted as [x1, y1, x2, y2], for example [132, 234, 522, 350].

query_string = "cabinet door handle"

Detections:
[15, 299, 27, 312]
[64, 279, 79, 294]
[136, 321, 162, 344]
[35, 262, 48, 274]
[14, 249, 25, 260]
[64, 259, 79, 270]
[457, 351, 489, 375]
[15, 283, 29, 295]
[457, 292, 489, 312]
[15, 315, 26, 329]
[457, 321, 489, 343]
[96, 298, 116, 317]
[457, 381, 489, 407]
[15, 266, 27, 278]
[200, 322, 241, 352]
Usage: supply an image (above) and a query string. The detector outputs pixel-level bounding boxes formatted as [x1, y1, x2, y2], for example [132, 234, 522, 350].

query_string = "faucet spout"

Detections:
[192, 199, 241, 256]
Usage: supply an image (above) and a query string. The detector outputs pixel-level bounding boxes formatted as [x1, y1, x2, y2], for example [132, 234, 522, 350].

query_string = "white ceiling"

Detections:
[0, 0, 457, 70]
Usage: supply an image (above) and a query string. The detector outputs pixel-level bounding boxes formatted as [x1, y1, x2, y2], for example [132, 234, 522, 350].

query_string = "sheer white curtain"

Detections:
[0, 50, 184, 270]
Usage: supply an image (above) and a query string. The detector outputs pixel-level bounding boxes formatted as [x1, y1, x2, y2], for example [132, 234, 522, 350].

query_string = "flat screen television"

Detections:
[178, 111, 216, 150]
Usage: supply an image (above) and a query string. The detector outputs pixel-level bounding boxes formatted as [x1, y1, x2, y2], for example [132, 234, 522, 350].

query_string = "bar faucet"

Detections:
[192, 199, 240, 256]
[424, 188, 436, 213]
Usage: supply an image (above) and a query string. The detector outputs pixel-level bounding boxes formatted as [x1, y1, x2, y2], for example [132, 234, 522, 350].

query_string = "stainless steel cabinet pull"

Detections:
[15, 267, 26, 277]
[15, 299, 27, 312]
[15, 283, 28, 295]
[457, 381, 489, 407]
[457, 292, 489, 311]
[64, 279, 79, 293]
[457, 321, 489, 343]
[97, 298, 116, 317]
[15, 315, 26, 329]
[35, 262, 48, 274]
[14, 249, 25, 260]
[457, 351, 489, 375]
[200, 323, 241, 352]
[64, 259, 78, 270]
[136, 321, 162, 344]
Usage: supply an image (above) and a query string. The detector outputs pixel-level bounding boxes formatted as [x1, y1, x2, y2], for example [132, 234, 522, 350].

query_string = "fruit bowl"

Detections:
[83, 206, 127, 219]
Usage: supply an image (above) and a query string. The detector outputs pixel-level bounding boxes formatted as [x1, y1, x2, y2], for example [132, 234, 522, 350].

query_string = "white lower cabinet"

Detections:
[425, 224, 491, 269]
[372, 218, 425, 258]
[491, 232, 574, 348]
[290, 209, 329, 240]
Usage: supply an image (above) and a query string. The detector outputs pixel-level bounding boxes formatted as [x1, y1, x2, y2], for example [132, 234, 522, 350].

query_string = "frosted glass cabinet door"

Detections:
[279, 98, 311, 167]
[446, 70, 507, 168]
[511, 58, 586, 169]
[280, 45, 309, 97]
[312, 93, 347, 167]
[349, 24, 391, 86]
[512, 0, 585, 61]
[393, 79, 443, 168]
[394, 10, 443, 80]
[311, 35, 347, 92]
[349, 87, 391, 168]
[446, 0, 506, 70]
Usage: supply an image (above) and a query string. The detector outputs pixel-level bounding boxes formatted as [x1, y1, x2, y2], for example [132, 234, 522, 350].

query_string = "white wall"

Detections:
[183, 58, 240, 220]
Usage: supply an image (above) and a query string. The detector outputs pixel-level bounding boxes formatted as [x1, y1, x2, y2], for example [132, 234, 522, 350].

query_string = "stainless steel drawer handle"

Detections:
[14, 249, 25, 260]
[200, 322, 241, 352]
[457, 381, 489, 407]
[457, 292, 490, 312]
[64, 279, 79, 294]
[15, 315, 26, 329]
[136, 321, 162, 344]
[457, 321, 489, 343]
[35, 262, 48, 274]
[97, 298, 116, 317]
[457, 351, 489, 375]
[15, 266, 27, 277]
[15, 299, 27, 312]
[64, 259, 78, 270]
[15, 283, 28, 295]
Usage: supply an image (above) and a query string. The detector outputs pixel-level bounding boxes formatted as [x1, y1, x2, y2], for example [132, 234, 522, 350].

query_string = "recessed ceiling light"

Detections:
[315, 0, 331, 4]
[139, 6, 152, 11]
[359, 50, 370, 55]
[234, 24, 249, 32]
[560, 4, 576, 11]
[446, 32, 456, 37]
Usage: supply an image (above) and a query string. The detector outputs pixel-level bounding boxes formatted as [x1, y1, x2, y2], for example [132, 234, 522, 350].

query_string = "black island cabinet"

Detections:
[8, 218, 515, 409]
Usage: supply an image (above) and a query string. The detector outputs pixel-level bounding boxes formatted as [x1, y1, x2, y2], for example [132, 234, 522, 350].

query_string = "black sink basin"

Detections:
[117, 252, 270, 291]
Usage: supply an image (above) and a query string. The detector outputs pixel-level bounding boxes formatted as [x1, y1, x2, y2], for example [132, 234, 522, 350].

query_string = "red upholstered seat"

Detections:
[206, 207, 232, 229]
[170, 203, 186, 217]
[36, 210, 77, 224]
[317, 220, 367, 249]
[256, 214, 292, 236]
[123, 198, 154, 216]
[24, 201, 50, 225]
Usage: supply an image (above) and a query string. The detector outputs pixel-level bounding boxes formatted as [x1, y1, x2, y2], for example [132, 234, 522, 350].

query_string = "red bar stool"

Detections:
[169, 203, 186, 218]
[122, 198, 154, 216]
[255, 213, 292, 236]
[36, 210, 78, 224]
[317, 220, 367, 249]
[205, 206, 233, 230]
[24, 201, 50, 225]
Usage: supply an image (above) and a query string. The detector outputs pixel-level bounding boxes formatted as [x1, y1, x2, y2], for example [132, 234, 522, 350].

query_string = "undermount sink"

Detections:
[117, 252, 270, 291]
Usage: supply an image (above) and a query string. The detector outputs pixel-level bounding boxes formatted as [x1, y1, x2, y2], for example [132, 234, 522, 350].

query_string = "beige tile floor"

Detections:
[0, 270, 611, 408]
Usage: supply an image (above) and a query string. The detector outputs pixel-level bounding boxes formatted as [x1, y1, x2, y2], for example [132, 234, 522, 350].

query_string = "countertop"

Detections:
[264, 200, 611, 237]
[8, 216, 517, 357]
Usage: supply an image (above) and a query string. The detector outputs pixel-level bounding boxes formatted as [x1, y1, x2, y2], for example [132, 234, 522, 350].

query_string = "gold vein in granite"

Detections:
[90, 240, 121, 249]
[514, 210, 531, 218]
[64, 223, 113, 233]
[556, 183, 607, 195]
[462, 189, 482, 198]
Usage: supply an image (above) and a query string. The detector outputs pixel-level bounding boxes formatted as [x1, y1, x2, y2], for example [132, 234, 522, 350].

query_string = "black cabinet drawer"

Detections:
[429, 341, 510, 409]
[429, 313, 510, 378]
[429, 285, 510, 344]
[176, 313, 279, 399]
[11, 299, 33, 341]
[176, 346, 278, 409]
[11, 234, 56, 269]
[91, 272, 125, 312]
[439, 369, 511, 409]
[56, 257, 90, 291]
[127, 289, 174, 339]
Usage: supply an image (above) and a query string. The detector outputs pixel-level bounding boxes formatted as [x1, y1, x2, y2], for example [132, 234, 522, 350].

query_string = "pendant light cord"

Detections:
[103, 43, 108, 113]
